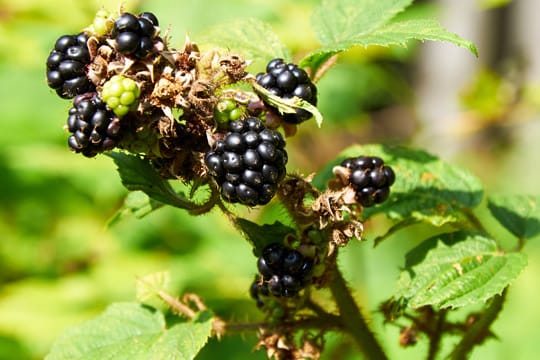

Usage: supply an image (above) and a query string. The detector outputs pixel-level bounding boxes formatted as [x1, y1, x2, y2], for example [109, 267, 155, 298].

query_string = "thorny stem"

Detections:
[461, 208, 489, 235]
[427, 309, 447, 360]
[221, 316, 343, 334]
[157, 290, 197, 319]
[329, 264, 388, 360]
[449, 289, 507, 360]
[515, 237, 526, 252]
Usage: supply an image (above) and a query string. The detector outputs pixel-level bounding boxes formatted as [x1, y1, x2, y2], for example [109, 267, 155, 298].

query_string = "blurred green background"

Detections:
[1, 0, 540, 359]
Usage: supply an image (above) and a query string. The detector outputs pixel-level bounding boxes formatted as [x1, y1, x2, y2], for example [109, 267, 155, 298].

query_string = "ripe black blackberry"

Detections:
[341, 155, 396, 207]
[111, 12, 159, 59]
[205, 117, 288, 206]
[251, 243, 313, 299]
[256, 58, 317, 124]
[46, 33, 95, 99]
[66, 94, 121, 157]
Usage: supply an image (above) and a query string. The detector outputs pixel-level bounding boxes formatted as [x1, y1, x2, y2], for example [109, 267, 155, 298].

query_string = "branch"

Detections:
[329, 264, 388, 360]
[220, 316, 343, 335]
[449, 289, 506, 359]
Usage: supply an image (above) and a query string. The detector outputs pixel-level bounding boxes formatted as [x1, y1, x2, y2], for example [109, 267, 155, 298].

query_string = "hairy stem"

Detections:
[329, 265, 388, 360]
[461, 208, 489, 234]
[221, 316, 343, 334]
[427, 309, 447, 360]
[449, 289, 507, 359]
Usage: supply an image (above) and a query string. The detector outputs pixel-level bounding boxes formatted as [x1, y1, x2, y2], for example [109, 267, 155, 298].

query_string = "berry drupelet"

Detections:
[341, 155, 396, 207]
[205, 117, 288, 206]
[250, 243, 313, 301]
[256, 58, 318, 124]
[66, 94, 121, 157]
[111, 12, 159, 59]
[46, 33, 95, 99]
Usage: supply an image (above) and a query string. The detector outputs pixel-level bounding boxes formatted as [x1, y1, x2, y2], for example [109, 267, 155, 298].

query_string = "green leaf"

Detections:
[253, 83, 324, 127]
[301, 0, 477, 70]
[136, 271, 171, 303]
[107, 152, 211, 213]
[234, 218, 296, 256]
[200, 18, 291, 63]
[488, 194, 540, 240]
[398, 231, 527, 309]
[108, 191, 165, 226]
[312, 144, 484, 226]
[45, 302, 213, 360]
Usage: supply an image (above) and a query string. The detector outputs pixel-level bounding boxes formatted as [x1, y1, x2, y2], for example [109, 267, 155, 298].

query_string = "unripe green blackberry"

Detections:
[101, 75, 140, 117]
[87, 9, 114, 37]
[341, 155, 396, 207]
[214, 98, 245, 128]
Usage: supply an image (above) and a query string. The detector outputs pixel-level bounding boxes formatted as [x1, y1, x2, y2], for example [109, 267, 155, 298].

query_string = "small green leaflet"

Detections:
[301, 0, 477, 71]
[312, 144, 484, 226]
[200, 18, 291, 63]
[253, 83, 324, 127]
[397, 231, 527, 309]
[234, 218, 296, 256]
[488, 194, 540, 240]
[136, 271, 171, 303]
[108, 152, 210, 213]
[45, 302, 213, 360]
[108, 191, 164, 226]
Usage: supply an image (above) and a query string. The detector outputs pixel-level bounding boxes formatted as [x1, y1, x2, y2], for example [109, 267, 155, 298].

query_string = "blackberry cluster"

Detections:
[256, 58, 318, 124]
[66, 95, 121, 157]
[250, 243, 313, 303]
[341, 156, 396, 207]
[111, 12, 159, 59]
[46, 33, 94, 99]
[204, 117, 287, 206]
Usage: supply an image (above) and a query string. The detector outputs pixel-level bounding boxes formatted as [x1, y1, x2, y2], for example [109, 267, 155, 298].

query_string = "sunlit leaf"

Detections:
[136, 271, 171, 303]
[397, 231, 527, 309]
[488, 194, 540, 240]
[45, 302, 213, 360]
[201, 18, 291, 63]
[301, 0, 477, 72]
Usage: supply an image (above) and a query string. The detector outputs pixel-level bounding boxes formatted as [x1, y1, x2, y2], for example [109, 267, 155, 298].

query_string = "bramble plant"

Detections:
[43, 1, 538, 359]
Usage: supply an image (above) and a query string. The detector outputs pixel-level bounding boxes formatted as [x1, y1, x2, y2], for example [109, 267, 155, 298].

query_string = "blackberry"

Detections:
[251, 243, 313, 299]
[66, 94, 121, 157]
[205, 117, 288, 206]
[256, 58, 318, 124]
[341, 155, 396, 207]
[46, 33, 94, 99]
[111, 12, 159, 59]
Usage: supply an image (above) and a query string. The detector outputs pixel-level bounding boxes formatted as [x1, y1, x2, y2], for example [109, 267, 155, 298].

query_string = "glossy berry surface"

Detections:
[341, 155, 395, 207]
[46, 33, 94, 99]
[256, 58, 318, 124]
[205, 117, 287, 206]
[250, 243, 313, 300]
[111, 12, 159, 59]
[66, 95, 120, 157]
